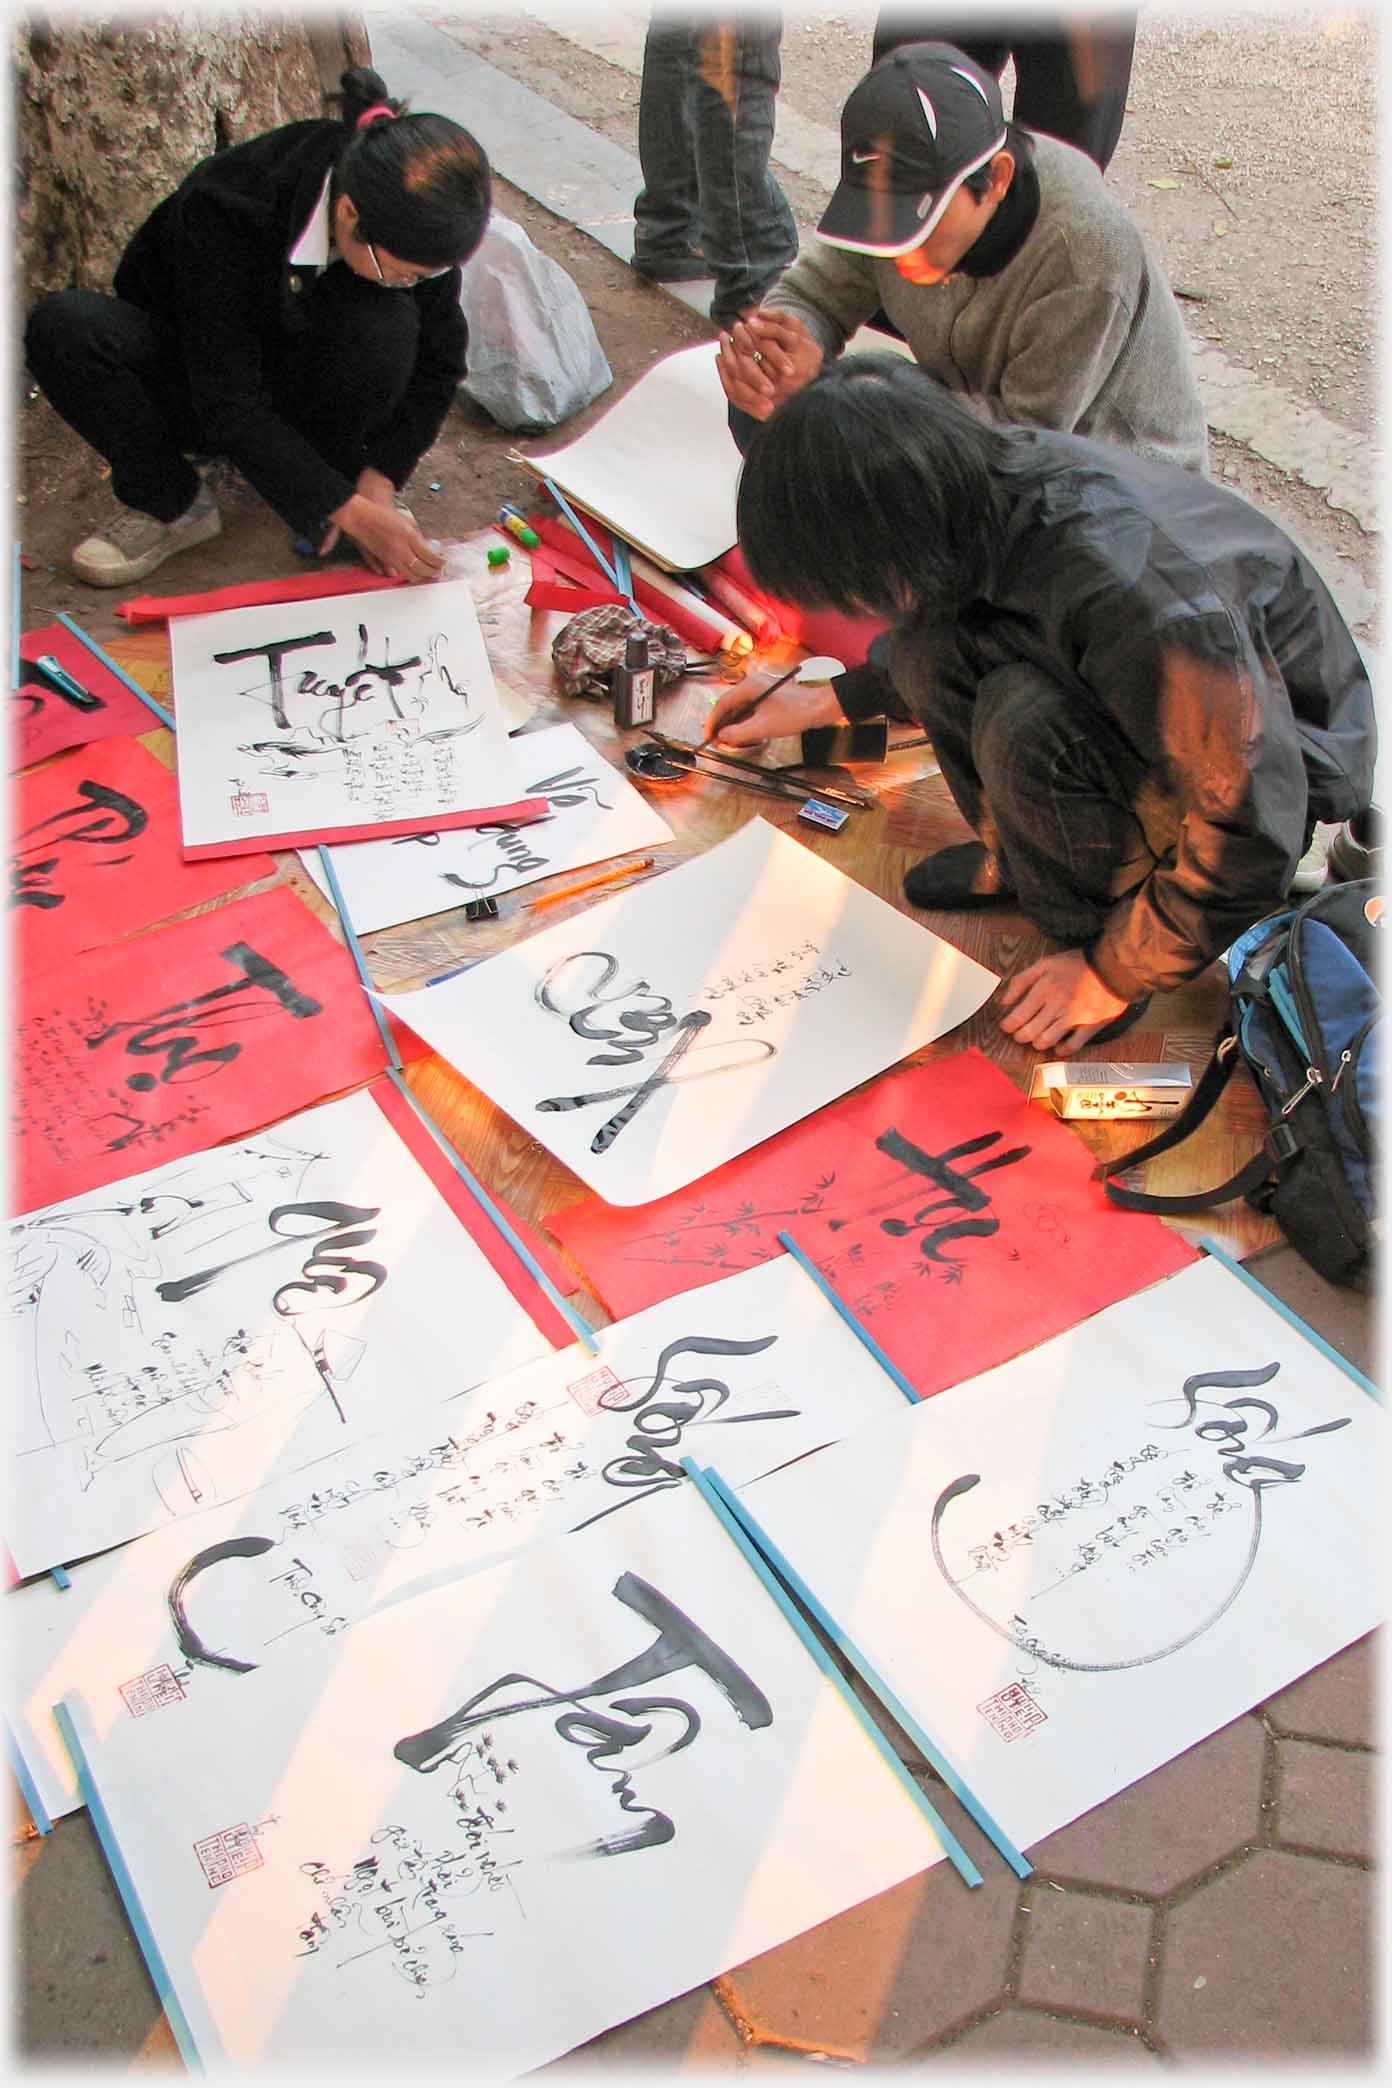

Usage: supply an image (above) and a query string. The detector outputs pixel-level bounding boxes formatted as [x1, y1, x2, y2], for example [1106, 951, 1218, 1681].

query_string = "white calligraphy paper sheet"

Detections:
[300, 722, 674, 931]
[167, 580, 533, 855]
[61, 1483, 948, 2073]
[379, 818, 999, 1204]
[12, 1255, 908, 1825]
[518, 342, 740, 571]
[4, 1091, 555, 1578]
[733, 1256, 1383, 1854]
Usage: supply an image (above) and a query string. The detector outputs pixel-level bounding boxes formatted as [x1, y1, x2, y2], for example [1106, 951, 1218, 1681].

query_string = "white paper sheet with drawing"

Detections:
[11, 1254, 907, 1824]
[300, 722, 674, 932]
[517, 341, 740, 571]
[61, 1483, 948, 2074]
[4, 1090, 555, 1578]
[733, 1256, 1382, 1855]
[167, 580, 532, 855]
[379, 818, 999, 1205]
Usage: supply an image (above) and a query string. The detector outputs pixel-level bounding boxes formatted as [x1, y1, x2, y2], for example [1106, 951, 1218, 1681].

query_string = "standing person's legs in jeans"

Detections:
[634, 12, 797, 324]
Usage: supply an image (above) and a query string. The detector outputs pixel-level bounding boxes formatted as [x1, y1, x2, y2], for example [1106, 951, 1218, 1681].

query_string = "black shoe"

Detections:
[631, 248, 709, 284]
[903, 841, 1016, 910]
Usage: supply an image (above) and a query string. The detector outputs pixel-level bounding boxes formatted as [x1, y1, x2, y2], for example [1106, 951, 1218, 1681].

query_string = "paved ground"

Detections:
[11, 4, 1382, 2074]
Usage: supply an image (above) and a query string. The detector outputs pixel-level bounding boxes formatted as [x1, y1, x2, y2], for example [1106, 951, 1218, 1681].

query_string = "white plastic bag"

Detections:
[458, 213, 613, 432]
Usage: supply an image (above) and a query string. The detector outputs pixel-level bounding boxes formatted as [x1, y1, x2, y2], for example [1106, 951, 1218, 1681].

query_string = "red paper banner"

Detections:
[12, 736, 277, 975]
[116, 568, 401, 625]
[548, 1048, 1197, 1399]
[11, 623, 163, 770]
[704, 545, 890, 671]
[13, 884, 390, 1213]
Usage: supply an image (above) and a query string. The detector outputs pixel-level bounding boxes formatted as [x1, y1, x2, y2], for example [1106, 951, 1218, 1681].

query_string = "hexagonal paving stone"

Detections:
[722, 1804, 1020, 2062]
[544, 1985, 744, 2072]
[1263, 1633, 1379, 1748]
[1156, 1849, 1374, 2057]
[1027, 1714, 1266, 1896]
[1016, 1888, 1154, 2024]
[939, 2008, 1163, 2060]
[1274, 1738, 1376, 1861]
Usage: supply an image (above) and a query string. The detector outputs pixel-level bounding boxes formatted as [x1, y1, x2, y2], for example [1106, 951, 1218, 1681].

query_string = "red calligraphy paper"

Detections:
[368, 1078, 580, 1342]
[13, 885, 390, 1213]
[703, 546, 891, 671]
[11, 624, 163, 770]
[115, 568, 401, 626]
[13, 737, 277, 976]
[548, 1048, 1197, 1399]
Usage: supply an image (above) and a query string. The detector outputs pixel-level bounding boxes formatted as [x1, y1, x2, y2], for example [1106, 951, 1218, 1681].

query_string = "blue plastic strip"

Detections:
[777, 1230, 920, 1404]
[611, 537, 635, 611]
[679, 1459, 982, 1889]
[49, 1564, 71, 1590]
[1199, 1234, 1381, 1402]
[542, 478, 639, 612]
[383, 1067, 599, 1355]
[315, 845, 403, 1073]
[55, 613, 176, 732]
[6, 1719, 53, 1836]
[53, 1700, 204, 2070]
[705, 1466, 1033, 1880]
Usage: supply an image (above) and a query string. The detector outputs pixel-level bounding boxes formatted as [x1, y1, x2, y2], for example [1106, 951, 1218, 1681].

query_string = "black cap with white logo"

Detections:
[817, 41, 1007, 257]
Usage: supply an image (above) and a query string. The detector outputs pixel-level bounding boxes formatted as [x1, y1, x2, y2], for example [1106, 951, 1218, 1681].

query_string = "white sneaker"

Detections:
[71, 481, 222, 587]
[1288, 820, 1341, 894]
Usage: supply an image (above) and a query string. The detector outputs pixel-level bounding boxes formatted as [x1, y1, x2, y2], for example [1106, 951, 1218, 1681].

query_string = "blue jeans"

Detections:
[635, 12, 798, 323]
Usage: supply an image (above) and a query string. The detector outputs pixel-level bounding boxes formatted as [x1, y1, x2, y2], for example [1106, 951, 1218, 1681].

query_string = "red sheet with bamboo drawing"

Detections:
[12, 884, 391, 1213]
[13, 736, 276, 976]
[548, 1048, 1198, 1398]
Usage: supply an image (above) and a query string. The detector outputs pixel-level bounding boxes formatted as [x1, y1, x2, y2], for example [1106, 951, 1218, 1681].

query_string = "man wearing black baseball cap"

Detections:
[717, 40, 1204, 473]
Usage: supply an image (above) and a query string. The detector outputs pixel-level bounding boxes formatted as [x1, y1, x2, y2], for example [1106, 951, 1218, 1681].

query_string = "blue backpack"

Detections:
[1099, 880, 1380, 1288]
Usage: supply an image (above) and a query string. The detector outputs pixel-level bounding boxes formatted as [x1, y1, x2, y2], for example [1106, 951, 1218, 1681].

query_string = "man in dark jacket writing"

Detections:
[705, 357, 1375, 1054]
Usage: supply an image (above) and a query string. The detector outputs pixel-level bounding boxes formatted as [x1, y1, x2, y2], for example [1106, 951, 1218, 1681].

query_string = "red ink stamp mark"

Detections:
[118, 1664, 186, 1718]
[565, 1362, 625, 1417]
[194, 1824, 263, 1888]
[977, 1682, 1047, 1743]
[229, 792, 269, 817]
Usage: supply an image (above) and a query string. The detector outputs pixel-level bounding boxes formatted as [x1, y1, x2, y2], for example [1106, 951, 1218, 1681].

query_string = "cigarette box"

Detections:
[1029, 1061, 1193, 1121]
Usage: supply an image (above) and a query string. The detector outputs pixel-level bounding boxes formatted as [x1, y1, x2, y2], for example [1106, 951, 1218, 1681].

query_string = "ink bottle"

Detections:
[612, 630, 656, 730]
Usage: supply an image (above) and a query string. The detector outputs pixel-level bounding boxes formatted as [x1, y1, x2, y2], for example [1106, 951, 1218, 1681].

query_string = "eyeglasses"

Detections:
[364, 239, 452, 290]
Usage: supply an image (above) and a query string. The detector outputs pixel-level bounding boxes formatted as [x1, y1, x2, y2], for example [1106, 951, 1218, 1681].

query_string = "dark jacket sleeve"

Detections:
[363, 269, 467, 491]
[1083, 620, 1315, 1001]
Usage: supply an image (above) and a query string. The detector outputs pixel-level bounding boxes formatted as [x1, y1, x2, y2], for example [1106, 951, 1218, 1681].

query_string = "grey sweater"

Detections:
[766, 133, 1208, 474]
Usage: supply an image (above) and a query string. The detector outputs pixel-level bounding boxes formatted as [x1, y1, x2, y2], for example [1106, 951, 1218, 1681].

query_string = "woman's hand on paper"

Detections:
[704, 675, 847, 748]
[997, 950, 1132, 1054]
[716, 309, 824, 421]
[325, 470, 446, 582]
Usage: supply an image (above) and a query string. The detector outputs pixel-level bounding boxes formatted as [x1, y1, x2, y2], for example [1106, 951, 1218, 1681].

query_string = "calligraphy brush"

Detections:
[636, 741, 851, 812]
[645, 731, 871, 812]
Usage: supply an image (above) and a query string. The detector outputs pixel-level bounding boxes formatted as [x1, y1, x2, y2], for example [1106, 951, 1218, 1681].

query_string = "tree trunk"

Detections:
[17, 12, 371, 306]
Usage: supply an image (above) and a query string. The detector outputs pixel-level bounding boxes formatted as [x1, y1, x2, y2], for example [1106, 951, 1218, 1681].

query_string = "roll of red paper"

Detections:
[527, 516, 739, 656]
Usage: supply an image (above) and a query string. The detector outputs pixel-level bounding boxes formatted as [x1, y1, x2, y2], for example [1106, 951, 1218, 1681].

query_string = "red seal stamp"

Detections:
[977, 1681, 1047, 1743]
[118, 1664, 186, 1718]
[194, 1824, 263, 1888]
[565, 1362, 625, 1417]
[229, 791, 269, 817]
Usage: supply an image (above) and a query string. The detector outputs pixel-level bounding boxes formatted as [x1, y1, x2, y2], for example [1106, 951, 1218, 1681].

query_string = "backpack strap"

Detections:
[1096, 1032, 1286, 1215]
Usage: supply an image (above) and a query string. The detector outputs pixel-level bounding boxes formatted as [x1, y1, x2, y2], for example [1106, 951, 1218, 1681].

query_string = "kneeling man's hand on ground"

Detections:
[998, 949, 1133, 1055]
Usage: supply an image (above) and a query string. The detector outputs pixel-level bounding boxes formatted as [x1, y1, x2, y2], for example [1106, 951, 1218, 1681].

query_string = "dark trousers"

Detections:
[24, 265, 420, 525]
[872, 11, 1137, 171]
[887, 632, 1172, 944]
